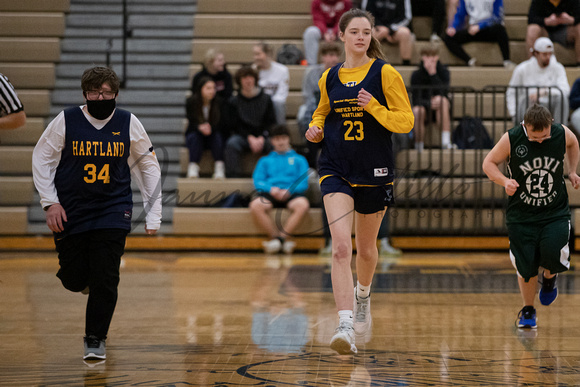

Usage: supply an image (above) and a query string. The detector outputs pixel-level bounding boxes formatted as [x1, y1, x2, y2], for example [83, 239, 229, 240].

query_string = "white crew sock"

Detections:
[441, 131, 451, 147]
[416, 141, 424, 152]
[357, 281, 371, 299]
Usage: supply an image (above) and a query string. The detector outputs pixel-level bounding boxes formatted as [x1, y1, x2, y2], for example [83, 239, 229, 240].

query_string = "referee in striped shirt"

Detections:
[0, 72, 26, 129]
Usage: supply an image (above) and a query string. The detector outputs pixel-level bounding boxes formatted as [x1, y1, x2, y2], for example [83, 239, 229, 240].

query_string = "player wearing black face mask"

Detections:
[83, 81, 118, 120]
[31, 66, 162, 362]
[85, 96, 117, 120]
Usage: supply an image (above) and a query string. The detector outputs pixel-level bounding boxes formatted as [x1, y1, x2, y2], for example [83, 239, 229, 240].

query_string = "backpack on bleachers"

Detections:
[452, 117, 494, 149]
[276, 44, 304, 65]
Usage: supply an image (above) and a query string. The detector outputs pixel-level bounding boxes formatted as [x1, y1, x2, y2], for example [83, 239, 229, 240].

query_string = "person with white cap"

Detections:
[525, 0, 580, 64]
[506, 37, 570, 124]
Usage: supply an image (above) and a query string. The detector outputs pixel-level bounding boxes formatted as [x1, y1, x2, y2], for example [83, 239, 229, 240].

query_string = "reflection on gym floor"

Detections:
[1, 251, 579, 386]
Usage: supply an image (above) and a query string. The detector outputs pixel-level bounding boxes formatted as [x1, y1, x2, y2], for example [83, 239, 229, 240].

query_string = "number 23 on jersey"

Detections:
[344, 120, 364, 141]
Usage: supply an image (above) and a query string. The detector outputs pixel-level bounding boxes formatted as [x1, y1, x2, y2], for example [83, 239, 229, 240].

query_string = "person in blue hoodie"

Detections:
[443, 0, 515, 68]
[249, 125, 311, 254]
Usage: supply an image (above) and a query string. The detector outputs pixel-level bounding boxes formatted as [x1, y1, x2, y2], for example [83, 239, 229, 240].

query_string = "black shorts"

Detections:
[252, 192, 306, 208]
[507, 218, 571, 282]
[320, 175, 394, 214]
[547, 25, 572, 48]
[54, 228, 128, 291]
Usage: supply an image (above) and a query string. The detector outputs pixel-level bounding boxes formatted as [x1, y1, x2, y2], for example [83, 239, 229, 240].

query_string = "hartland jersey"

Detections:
[318, 59, 394, 185]
[506, 122, 570, 224]
[54, 107, 133, 235]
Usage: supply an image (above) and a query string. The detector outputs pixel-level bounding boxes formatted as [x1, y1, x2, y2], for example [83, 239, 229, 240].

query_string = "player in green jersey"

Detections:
[483, 104, 580, 329]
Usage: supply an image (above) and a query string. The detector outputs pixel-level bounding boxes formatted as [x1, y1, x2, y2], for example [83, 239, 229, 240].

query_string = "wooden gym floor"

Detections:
[1, 250, 579, 386]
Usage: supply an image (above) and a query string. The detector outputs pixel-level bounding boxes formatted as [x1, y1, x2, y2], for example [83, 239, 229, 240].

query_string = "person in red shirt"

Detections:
[303, 0, 352, 65]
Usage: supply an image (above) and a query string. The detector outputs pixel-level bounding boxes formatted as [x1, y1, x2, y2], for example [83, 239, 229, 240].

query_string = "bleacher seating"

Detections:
[171, 0, 580, 251]
[0, 0, 68, 235]
[4, 0, 580, 251]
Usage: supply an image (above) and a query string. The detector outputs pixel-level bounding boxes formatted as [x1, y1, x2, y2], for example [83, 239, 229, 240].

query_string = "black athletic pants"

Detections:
[411, 0, 446, 35]
[443, 24, 511, 63]
[55, 229, 128, 340]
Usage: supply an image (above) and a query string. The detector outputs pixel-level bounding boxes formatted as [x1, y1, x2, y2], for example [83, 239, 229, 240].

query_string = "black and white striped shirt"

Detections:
[0, 73, 23, 116]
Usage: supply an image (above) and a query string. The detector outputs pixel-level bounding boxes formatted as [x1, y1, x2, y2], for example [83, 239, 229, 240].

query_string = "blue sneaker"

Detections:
[516, 306, 537, 329]
[539, 273, 558, 306]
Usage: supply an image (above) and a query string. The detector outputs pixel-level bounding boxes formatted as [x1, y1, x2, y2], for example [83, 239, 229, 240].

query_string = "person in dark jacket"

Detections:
[185, 76, 226, 179]
[190, 48, 233, 101]
[526, 0, 580, 64]
[224, 66, 277, 177]
[363, 0, 414, 65]
[411, 45, 451, 151]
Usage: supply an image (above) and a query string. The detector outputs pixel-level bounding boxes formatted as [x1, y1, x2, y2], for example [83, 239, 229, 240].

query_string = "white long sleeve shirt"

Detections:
[32, 106, 162, 230]
[506, 56, 570, 118]
[258, 61, 290, 104]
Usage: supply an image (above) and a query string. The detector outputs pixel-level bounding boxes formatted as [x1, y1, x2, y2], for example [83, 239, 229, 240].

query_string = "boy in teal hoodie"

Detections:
[249, 125, 310, 254]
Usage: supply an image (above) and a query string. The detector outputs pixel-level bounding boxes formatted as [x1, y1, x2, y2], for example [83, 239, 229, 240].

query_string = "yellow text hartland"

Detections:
[72, 141, 125, 157]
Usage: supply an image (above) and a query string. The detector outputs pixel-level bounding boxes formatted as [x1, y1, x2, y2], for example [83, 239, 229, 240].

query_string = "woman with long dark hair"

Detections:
[185, 76, 226, 179]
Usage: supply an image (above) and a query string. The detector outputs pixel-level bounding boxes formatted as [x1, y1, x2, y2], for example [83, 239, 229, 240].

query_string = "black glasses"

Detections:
[85, 90, 116, 100]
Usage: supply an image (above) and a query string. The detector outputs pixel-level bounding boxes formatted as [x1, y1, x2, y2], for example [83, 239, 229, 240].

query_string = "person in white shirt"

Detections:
[252, 42, 290, 124]
[32, 66, 162, 362]
[506, 37, 570, 124]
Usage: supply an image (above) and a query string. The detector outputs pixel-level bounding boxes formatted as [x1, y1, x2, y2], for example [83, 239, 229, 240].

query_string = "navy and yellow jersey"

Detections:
[54, 107, 133, 236]
[310, 58, 413, 186]
[506, 123, 570, 224]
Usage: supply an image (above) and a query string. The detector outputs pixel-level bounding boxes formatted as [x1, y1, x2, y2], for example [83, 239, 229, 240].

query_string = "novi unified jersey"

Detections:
[506, 122, 570, 224]
[312, 58, 413, 186]
[54, 107, 133, 235]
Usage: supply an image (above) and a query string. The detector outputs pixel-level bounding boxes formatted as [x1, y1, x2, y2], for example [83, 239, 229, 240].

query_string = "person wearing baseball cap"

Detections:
[506, 37, 570, 125]
[532, 36, 555, 54]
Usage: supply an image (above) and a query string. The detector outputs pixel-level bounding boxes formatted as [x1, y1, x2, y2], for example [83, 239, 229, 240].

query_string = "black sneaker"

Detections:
[539, 273, 558, 306]
[83, 335, 106, 360]
[516, 306, 537, 329]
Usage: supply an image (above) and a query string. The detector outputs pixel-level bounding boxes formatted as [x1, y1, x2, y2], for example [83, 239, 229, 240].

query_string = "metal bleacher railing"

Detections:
[390, 85, 567, 237]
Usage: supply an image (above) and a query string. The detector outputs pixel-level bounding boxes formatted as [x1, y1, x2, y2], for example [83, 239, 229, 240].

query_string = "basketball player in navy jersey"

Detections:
[32, 67, 162, 361]
[306, 9, 414, 354]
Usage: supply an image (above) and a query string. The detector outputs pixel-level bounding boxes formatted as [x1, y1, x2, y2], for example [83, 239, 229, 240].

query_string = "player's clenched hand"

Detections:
[306, 125, 324, 143]
[45, 203, 67, 233]
[569, 172, 580, 189]
[357, 88, 372, 108]
[504, 179, 519, 196]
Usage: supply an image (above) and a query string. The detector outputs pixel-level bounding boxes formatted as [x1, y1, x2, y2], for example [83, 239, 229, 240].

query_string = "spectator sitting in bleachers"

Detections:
[224, 66, 277, 178]
[568, 77, 580, 134]
[185, 76, 226, 179]
[249, 125, 310, 255]
[411, 0, 446, 42]
[0, 72, 26, 130]
[303, 0, 352, 66]
[446, 0, 458, 28]
[410, 45, 451, 152]
[190, 48, 233, 101]
[252, 42, 290, 124]
[443, 0, 515, 69]
[526, 0, 580, 65]
[506, 37, 570, 125]
[297, 41, 341, 169]
[362, 0, 414, 66]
